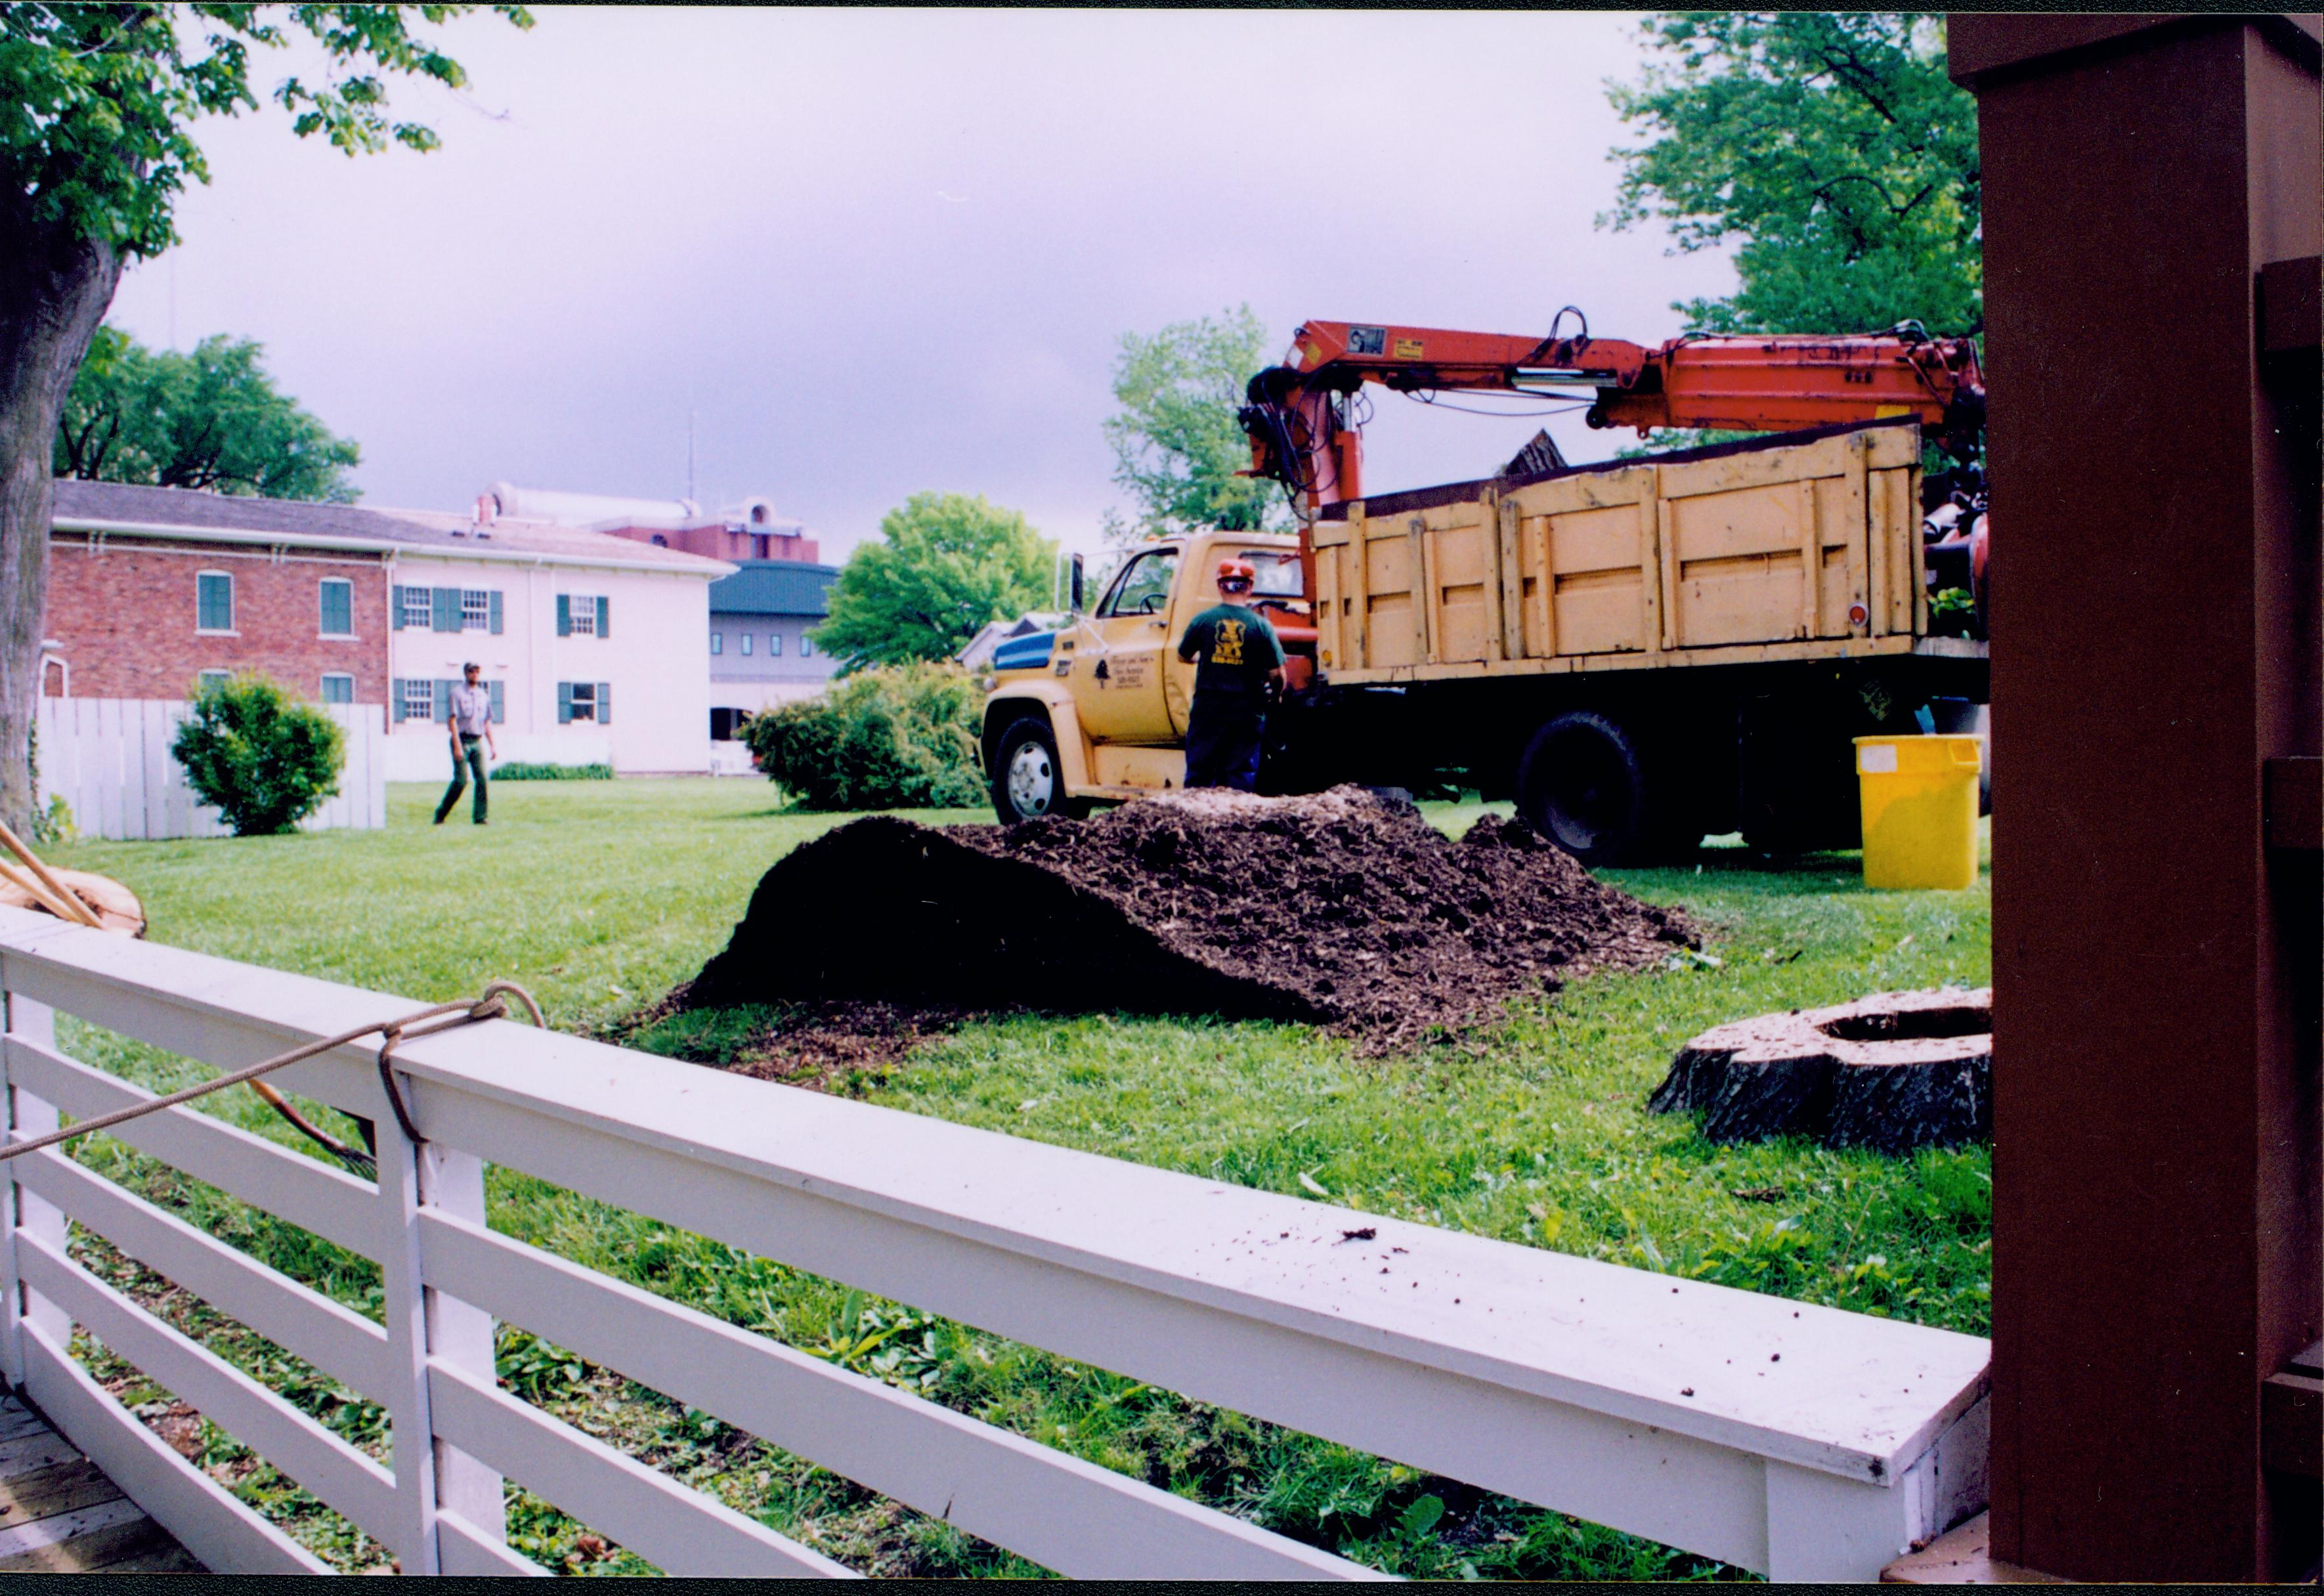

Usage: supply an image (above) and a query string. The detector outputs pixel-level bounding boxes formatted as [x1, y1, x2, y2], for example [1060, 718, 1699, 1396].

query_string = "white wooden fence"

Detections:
[35, 699, 386, 841]
[0, 908, 1990, 1579]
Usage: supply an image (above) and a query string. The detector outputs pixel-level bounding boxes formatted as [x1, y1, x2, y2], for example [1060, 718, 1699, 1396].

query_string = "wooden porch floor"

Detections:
[0, 1392, 199, 1573]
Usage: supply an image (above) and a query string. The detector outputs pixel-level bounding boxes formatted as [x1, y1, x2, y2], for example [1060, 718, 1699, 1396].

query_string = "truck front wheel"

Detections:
[1516, 710, 1649, 867]
[992, 716, 1084, 825]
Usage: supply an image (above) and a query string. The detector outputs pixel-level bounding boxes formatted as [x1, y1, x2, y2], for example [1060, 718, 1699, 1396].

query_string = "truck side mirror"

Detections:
[1070, 553, 1085, 614]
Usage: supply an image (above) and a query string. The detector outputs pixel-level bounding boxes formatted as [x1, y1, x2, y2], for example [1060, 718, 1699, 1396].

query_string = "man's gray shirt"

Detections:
[449, 683, 492, 738]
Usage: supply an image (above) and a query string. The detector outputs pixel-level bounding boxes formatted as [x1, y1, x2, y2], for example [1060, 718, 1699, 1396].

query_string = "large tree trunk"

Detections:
[0, 193, 121, 832]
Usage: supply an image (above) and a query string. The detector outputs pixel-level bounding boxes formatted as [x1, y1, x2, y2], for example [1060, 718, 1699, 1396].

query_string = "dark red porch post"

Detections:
[1950, 14, 2321, 1582]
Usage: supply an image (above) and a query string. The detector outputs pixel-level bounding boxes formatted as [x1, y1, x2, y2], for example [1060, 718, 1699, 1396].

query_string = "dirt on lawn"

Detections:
[672, 786, 1696, 1069]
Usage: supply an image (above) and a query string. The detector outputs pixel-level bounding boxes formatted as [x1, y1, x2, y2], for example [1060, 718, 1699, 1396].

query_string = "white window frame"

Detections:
[318, 577, 355, 639]
[568, 681, 598, 722]
[400, 586, 434, 630]
[460, 589, 493, 631]
[196, 669, 232, 693]
[740, 632, 752, 656]
[800, 633, 815, 658]
[320, 672, 355, 704]
[566, 594, 599, 637]
[710, 632, 723, 656]
[769, 630, 784, 657]
[196, 570, 236, 636]
[400, 679, 435, 723]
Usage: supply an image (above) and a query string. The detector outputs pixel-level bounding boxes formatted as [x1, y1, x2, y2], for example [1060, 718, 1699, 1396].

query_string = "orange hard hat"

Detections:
[1216, 558, 1257, 586]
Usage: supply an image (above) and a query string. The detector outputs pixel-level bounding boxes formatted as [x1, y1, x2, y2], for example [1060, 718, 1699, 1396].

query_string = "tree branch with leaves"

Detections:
[1601, 13, 1979, 339]
[0, 1, 530, 826]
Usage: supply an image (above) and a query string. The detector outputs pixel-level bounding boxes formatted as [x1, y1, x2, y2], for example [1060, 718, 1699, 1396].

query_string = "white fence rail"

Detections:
[35, 698, 385, 840]
[0, 909, 1990, 1578]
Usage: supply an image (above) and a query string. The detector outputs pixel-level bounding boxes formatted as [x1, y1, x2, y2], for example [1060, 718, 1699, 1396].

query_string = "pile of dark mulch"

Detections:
[679, 787, 1695, 1058]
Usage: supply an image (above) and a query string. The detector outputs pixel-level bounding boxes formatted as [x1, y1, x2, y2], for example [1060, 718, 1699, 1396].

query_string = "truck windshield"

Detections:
[1236, 549, 1304, 598]
[1101, 549, 1178, 616]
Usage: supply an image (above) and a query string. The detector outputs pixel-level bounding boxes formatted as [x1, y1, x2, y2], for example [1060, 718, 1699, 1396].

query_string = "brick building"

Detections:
[46, 482, 395, 705]
[44, 480, 733, 777]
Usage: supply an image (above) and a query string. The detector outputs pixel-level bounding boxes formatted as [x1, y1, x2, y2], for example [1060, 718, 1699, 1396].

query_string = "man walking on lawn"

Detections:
[1176, 559, 1285, 791]
[435, 662, 497, 825]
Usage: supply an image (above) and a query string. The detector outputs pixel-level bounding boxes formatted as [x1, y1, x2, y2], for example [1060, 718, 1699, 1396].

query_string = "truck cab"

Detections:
[982, 528, 1310, 823]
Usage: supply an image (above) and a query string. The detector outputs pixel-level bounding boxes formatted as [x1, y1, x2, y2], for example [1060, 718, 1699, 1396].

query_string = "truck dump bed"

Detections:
[1310, 418, 1958, 682]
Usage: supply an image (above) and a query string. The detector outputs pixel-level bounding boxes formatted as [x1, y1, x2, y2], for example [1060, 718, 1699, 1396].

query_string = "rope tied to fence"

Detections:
[0, 980, 546, 1177]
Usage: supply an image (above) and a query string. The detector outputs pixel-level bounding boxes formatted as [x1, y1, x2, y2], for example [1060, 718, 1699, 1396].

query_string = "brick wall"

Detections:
[44, 536, 391, 703]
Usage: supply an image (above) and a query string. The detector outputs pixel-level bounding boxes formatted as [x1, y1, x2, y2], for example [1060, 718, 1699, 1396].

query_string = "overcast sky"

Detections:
[103, 7, 1734, 563]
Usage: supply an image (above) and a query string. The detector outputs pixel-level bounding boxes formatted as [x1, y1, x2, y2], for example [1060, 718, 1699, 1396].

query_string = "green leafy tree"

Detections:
[740, 664, 985, 811]
[1602, 14, 1979, 337]
[815, 492, 1055, 667]
[0, 3, 531, 830]
[55, 326, 362, 501]
[1104, 305, 1287, 542]
[171, 673, 345, 836]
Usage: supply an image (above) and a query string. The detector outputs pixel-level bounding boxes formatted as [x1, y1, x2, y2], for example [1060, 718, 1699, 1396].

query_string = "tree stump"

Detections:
[1648, 986, 1990, 1155]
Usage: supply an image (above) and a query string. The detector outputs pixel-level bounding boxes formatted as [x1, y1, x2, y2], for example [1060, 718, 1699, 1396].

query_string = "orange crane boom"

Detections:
[1240, 311, 1985, 511]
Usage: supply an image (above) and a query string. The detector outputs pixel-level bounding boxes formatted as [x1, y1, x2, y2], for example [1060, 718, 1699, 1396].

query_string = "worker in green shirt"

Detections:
[1176, 559, 1286, 791]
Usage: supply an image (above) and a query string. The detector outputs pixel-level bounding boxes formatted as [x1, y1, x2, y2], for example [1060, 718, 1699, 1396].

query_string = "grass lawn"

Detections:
[41, 778, 1990, 1578]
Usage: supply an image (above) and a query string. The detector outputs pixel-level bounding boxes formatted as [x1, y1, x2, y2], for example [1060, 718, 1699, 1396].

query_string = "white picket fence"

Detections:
[35, 699, 386, 841]
[0, 909, 1990, 1578]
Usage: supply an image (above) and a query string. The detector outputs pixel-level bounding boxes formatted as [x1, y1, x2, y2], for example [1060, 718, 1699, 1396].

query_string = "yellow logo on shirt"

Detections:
[1214, 618, 1245, 666]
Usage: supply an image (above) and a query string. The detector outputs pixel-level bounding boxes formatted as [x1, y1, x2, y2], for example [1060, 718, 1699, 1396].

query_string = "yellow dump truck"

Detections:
[984, 419, 1987, 862]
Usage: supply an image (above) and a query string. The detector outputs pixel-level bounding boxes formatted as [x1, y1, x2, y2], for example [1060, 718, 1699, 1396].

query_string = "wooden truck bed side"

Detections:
[1310, 420, 1951, 684]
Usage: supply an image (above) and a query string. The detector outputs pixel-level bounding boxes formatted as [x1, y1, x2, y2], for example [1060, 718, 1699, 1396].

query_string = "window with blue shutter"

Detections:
[391, 677, 407, 720]
[433, 679, 452, 725]
[557, 595, 572, 636]
[489, 592, 503, 635]
[391, 586, 406, 632]
[595, 595, 609, 638]
[319, 578, 353, 636]
[596, 682, 610, 725]
[432, 587, 461, 632]
[196, 571, 233, 632]
[488, 680, 504, 723]
[557, 681, 574, 723]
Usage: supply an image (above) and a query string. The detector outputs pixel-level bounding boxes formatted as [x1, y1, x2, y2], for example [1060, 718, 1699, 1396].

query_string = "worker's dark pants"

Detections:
[435, 735, 488, 823]
[1184, 696, 1264, 791]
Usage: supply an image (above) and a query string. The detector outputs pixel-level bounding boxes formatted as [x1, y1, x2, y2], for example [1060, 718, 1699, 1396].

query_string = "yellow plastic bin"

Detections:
[1854, 735, 1982, 890]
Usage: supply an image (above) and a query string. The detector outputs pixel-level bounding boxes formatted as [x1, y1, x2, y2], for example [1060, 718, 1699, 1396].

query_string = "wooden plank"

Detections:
[374, 1108, 442, 1571]
[420, 1213, 1386, 1582]
[1650, 483, 1674, 654]
[438, 1505, 549, 1576]
[1345, 502, 1369, 670]
[1797, 479, 1820, 639]
[427, 1362, 858, 1578]
[1497, 497, 1524, 662]
[2260, 1371, 2321, 1477]
[1407, 516, 1431, 665]
[1479, 488, 1505, 663]
[0, 931, 397, 1123]
[16, 1235, 401, 1549]
[1881, 1511, 2069, 1584]
[0, 1403, 53, 1443]
[12, 1146, 393, 1398]
[5, 1033, 389, 1259]
[0, 1454, 126, 1526]
[420, 1146, 506, 1547]
[0, 1431, 83, 1482]
[20, 1326, 323, 1573]
[0, 1496, 161, 1572]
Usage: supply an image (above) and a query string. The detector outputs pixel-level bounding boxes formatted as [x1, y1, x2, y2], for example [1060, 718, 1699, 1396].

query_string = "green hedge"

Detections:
[492, 762, 614, 781]
[171, 674, 345, 836]
[739, 663, 985, 811]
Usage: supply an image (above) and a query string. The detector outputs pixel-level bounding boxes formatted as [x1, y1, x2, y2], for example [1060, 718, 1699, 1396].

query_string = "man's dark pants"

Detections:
[1184, 695, 1264, 791]
[436, 735, 488, 823]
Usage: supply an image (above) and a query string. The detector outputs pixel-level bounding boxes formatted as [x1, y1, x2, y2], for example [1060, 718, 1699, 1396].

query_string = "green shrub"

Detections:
[740, 663, 985, 811]
[492, 762, 613, 781]
[170, 674, 345, 836]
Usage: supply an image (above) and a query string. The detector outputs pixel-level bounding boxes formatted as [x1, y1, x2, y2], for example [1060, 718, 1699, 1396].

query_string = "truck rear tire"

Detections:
[1515, 711, 1650, 867]
[991, 716, 1085, 825]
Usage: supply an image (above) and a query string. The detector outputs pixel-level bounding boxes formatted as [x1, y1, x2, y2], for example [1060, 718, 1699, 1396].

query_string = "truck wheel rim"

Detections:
[1007, 742, 1056, 815]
